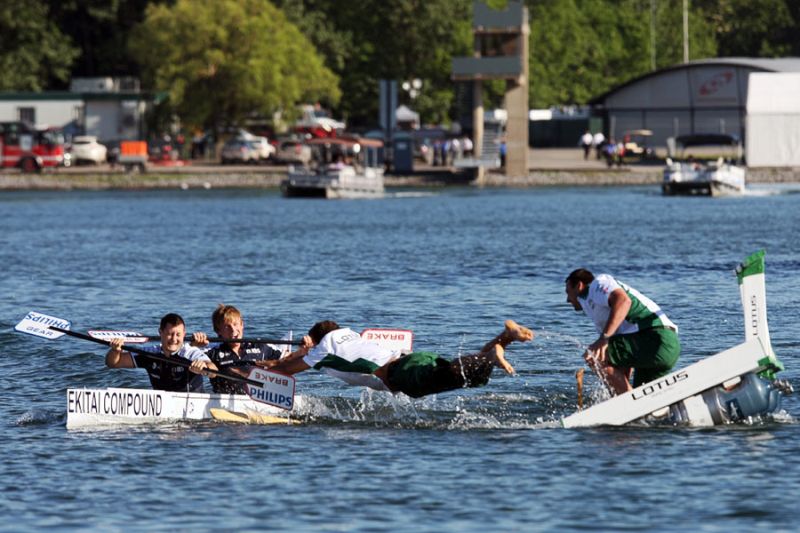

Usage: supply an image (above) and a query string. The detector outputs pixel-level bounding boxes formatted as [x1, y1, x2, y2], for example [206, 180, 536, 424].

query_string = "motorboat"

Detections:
[281, 136, 384, 199]
[662, 134, 746, 196]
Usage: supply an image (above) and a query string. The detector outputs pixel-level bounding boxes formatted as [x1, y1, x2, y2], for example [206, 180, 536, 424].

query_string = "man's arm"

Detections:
[587, 288, 632, 357]
[106, 338, 135, 368]
[265, 356, 312, 376]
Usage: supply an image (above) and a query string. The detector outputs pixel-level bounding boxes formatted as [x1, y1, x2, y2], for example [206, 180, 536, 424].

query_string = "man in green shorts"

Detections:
[565, 268, 680, 395]
[264, 320, 534, 398]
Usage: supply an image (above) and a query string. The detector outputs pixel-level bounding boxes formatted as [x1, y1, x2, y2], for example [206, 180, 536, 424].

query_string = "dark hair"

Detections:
[565, 269, 594, 287]
[160, 313, 185, 330]
[308, 320, 340, 344]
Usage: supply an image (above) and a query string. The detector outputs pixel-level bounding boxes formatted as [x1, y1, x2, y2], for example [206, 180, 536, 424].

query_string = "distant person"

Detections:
[106, 313, 215, 393]
[592, 131, 606, 160]
[499, 140, 507, 168]
[580, 130, 593, 160]
[604, 139, 618, 167]
[462, 136, 474, 157]
[327, 153, 347, 170]
[263, 320, 534, 398]
[564, 269, 680, 396]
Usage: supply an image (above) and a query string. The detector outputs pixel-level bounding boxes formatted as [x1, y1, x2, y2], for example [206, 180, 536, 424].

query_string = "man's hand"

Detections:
[587, 335, 609, 362]
[191, 331, 210, 347]
[189, 359, 218, 376]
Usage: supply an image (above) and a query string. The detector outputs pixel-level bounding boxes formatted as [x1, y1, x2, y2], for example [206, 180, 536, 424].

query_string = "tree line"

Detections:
[1, 0, 798, 135]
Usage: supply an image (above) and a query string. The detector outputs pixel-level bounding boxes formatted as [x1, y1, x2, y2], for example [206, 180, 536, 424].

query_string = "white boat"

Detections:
[662, 134, 746, 196]
[281, 137, 384, 199]
[66, 387, 303, 429]
[562, 250, 791, 428]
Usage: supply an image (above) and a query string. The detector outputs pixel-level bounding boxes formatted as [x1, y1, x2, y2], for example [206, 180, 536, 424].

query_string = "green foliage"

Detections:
[528, 0, 718, 107]
[128, 0, 340, 133]
[277, 0, 472, 126]
[0, 0, 79, 90]
[699, 0, 796, 57]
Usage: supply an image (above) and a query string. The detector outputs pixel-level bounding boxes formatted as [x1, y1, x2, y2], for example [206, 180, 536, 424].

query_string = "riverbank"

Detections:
[2, 147, 799, 190]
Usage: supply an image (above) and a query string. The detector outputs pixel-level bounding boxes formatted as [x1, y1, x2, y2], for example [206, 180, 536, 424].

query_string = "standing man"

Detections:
[580, 130, 593, 160]
[263, 319, 534, 398]
[592, 131, 606, 160]
[565, 269, 680, 395]
[106, 313, 216, 392]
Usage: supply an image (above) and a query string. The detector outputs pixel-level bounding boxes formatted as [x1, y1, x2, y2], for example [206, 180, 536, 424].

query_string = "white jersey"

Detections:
[303, 328, 397, 391]
[578, 274, 677, 336]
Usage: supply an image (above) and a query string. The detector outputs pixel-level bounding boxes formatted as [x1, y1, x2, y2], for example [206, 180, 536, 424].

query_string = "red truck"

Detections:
[0, 121, 66, 172]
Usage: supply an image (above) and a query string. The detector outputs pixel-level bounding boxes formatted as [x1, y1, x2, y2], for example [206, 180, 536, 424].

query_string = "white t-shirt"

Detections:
[303, 328, 398, 390]
[578, 274, 677, 336]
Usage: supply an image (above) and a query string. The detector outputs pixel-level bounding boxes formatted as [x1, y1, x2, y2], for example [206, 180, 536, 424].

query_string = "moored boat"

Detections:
[662, 134, 746, 196]
[281, 136, 384, 199]
[66, 387, 303, 429]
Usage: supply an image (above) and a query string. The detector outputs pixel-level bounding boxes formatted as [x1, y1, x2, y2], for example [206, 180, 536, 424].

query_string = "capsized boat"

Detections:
[281, 136, 384, 199]
[66, 387, 304, 429]
[562, 250, 792, 428]
[662, 134, 746, 196]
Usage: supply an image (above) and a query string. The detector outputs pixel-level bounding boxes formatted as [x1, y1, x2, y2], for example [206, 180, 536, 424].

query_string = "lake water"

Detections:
[2, 184, 799, 532]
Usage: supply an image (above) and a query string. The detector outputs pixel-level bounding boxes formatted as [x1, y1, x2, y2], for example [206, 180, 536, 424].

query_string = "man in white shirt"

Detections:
[565, 269, 680, 395]
[265, 319, 534, 398]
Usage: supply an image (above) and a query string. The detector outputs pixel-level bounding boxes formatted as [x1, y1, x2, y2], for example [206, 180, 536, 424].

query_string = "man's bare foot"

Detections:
[493, 345, 515, 375]
[504, 319, 534, 342]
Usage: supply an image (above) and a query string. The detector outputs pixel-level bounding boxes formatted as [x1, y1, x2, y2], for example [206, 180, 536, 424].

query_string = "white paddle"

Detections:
[16, 311, 296, 410]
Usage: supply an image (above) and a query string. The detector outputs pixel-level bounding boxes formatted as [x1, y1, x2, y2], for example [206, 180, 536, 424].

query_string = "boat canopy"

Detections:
[305, 136, 383, 148]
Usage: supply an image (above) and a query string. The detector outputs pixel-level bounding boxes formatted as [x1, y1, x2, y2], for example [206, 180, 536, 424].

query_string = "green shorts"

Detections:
[607, 327, 680, 387]
[386, 351, 461, 399]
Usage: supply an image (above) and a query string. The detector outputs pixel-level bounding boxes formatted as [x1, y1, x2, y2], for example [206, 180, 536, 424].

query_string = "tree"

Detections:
[47, 0, 166, 78]
[527, 0, 718, 108]
[0, 0, 79, 91]
[697, 0, 796, 57]
[277, 0, 473, 127]
[128, 0, 340, 136]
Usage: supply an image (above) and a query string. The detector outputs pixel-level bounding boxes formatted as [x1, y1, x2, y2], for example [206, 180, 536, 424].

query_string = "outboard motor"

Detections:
[666, 372, 791, 426]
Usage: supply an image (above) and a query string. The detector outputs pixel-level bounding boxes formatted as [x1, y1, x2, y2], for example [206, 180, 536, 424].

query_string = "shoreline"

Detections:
[1, 165, 799, 191]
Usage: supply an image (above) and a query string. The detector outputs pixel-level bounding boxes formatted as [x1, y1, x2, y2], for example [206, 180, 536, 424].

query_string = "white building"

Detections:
[0, 77, 152, 142]
[746, 72, 800, 168]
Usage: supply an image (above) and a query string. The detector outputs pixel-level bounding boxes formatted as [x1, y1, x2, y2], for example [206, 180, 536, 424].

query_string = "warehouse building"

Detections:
[589, 58, 800, 150]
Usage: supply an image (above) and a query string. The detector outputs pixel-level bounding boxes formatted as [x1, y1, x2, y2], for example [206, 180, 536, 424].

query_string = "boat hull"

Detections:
[662, 179, 744, 197]
[66, 387, 299, 429]
[281, 167, 384, 199]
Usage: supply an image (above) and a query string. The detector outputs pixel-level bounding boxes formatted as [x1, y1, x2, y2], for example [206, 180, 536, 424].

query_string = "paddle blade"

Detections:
[361, 328, 414, 354]
[88, 330, 150, 343]
[15, 312, 71, 339]
[245, 368, 296, 411]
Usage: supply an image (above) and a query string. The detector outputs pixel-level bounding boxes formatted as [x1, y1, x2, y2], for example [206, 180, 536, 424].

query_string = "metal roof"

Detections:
[589, 57, 800, 105]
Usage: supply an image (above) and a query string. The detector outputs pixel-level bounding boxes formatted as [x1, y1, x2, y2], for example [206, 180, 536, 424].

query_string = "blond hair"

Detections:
[212, 304, 242, 334]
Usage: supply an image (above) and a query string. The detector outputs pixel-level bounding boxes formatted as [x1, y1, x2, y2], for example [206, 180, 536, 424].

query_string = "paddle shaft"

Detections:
[145, 335, 301, 345]
[49, 326, 264, 387]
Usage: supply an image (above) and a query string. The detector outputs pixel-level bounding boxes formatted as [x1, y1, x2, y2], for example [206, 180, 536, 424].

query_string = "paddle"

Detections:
[15, 311, 295, 410]
[87, 329, 302, 345]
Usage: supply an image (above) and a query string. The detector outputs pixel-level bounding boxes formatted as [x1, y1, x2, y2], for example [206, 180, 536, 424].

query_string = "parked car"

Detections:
[220, 139, 260, 164]
[275, 140, 312, 165]
[241, 135, 275, 162]
[68, 135, 107, 164]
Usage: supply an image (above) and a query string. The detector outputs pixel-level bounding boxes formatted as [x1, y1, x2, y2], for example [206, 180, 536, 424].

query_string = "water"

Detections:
[2, 184, 799, 531]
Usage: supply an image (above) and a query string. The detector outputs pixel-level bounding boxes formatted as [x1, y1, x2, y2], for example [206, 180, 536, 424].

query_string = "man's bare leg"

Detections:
[480, 319, 534, 353]
[587, 357, 632, 396]
[493, 344, 515, 375]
